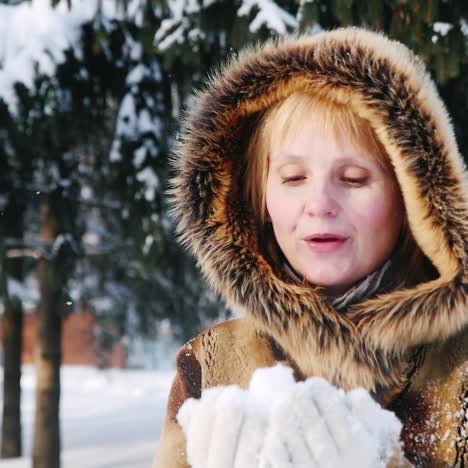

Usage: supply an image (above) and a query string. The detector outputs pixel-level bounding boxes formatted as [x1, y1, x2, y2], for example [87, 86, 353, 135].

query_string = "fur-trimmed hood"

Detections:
[170, 28, 468, 391]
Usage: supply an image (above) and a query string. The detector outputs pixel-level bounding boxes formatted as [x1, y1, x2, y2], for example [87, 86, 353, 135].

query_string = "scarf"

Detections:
[284, 257, 405, 314]
[328, 258, 405, 313]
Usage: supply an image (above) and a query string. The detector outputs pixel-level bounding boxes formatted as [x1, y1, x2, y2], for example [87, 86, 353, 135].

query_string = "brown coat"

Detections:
[155, 318, 468, 467]
[155, 27, 468, 468]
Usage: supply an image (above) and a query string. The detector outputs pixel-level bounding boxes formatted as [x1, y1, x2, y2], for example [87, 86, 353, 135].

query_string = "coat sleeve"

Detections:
[153, 342, 202, 468]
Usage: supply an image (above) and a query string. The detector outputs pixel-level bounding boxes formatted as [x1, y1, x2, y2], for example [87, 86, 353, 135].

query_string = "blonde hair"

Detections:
[244, 92, 433, 286]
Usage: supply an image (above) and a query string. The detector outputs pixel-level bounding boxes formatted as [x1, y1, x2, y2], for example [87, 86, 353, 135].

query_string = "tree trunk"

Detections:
[32, 197, 71, 468]
[1, 298, 23, 458]
[0, 192, 25, 459]
[32, 258, 62, 468]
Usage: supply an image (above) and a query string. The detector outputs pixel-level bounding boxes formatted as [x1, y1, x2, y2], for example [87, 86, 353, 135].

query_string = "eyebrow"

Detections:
[269, 154, 306, 169]
[270, 153, 370, 170]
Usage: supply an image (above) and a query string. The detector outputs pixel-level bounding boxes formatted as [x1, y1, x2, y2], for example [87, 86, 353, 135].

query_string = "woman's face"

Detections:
[265, 112, 405, 296]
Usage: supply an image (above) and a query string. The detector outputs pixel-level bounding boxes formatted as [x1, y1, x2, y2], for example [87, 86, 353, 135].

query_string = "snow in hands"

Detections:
[178, 364, 404, 468]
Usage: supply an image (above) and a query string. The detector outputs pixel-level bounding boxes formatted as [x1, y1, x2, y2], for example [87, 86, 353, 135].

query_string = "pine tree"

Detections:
[296, 0, 468, 157]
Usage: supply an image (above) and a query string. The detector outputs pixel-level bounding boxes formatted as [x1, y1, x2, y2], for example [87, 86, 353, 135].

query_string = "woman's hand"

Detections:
[258, 378, 403, 468]
[177, 365, 406, 468]
[177, 385, 268, 468]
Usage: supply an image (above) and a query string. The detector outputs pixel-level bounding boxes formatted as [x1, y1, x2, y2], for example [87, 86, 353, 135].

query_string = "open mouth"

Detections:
[304, 234, 349, 252]
[306, 234, 347, 242]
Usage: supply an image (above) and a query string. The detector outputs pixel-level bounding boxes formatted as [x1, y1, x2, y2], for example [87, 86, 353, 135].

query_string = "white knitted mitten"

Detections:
[178, 365, 404, 468]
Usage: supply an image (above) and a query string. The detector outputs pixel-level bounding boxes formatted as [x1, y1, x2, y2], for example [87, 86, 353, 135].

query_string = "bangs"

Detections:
[264, 92, 393, 174]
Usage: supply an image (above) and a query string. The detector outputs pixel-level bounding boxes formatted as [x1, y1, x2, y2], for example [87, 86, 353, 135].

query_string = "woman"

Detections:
[155, 27, 468, 467]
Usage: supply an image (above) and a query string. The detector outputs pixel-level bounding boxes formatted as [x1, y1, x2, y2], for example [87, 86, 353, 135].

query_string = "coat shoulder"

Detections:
[418, 326, 468, 383]
[182, 317, 281, 389]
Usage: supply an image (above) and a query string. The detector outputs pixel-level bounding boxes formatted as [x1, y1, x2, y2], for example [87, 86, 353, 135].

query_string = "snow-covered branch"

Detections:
[4, 235, 128, 260]
[238, 0, 297, 34]
[6, 247, 40, 259]
[0, 0, 95, 113]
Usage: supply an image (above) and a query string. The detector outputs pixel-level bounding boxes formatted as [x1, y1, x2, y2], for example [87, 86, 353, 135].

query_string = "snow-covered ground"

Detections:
[0, 365, 174, 468]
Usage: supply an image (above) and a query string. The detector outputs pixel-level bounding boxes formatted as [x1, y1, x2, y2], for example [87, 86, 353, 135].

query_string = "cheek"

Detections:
[265, 183, 296, 229]
[351, 187, 403, 239]
[359, 203, 390, 229]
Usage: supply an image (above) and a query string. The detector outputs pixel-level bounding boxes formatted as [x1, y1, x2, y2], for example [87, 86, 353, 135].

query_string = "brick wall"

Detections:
[2, 308, 126, 369]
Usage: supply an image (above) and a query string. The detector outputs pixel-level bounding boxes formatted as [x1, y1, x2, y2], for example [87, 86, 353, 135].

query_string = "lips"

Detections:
[305, 233, 348, 241]
[303, 233, 349, 253]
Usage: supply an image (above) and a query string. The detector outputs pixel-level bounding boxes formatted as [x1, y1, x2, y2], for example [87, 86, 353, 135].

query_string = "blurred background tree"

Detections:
[0, 0, 467, 467]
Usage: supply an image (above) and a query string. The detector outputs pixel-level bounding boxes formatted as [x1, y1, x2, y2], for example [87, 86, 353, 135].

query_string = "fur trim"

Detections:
[170, 28, 468, 390]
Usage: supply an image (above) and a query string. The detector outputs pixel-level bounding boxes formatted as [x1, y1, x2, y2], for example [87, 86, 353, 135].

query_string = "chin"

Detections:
[303, 272, 354, 295]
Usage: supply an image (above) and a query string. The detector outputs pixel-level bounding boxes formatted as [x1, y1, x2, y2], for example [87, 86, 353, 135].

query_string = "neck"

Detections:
[283, 256, 405, 313]
[328, 257, 405, 313]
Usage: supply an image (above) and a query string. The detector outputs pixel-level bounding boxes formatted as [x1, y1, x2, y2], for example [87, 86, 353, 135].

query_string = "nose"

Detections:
[303, 184, 339, 218]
